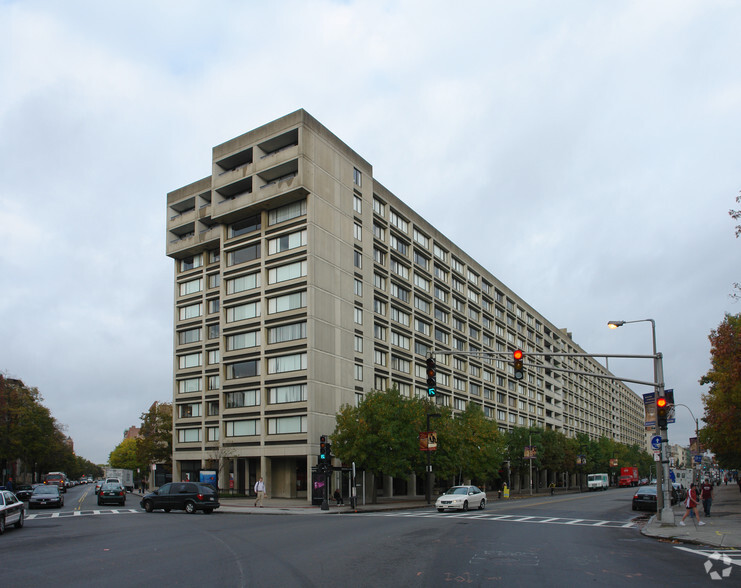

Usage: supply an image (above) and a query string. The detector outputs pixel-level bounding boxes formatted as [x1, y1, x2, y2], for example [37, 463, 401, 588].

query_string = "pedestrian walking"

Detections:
[679, 483, 705, 526]
[549, 481, 556, 496]
[700, 477, 714, 517]
[254, 477, 266, 507]
[6, 477, 14, 493]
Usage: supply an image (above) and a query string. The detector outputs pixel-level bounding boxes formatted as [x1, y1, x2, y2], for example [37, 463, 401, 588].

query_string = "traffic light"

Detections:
[319, 435, 329, 464]
[426, 356, 437, 396]
[656, 393, 668, 428]
[513, 349, 524, 380]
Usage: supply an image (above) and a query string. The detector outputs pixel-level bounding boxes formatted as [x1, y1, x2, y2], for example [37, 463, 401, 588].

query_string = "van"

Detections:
[587, 473, 609, 491]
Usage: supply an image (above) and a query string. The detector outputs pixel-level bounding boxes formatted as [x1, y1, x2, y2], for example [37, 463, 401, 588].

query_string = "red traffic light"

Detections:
[513, 349, 523, 360]
[656, 397, 667, 408]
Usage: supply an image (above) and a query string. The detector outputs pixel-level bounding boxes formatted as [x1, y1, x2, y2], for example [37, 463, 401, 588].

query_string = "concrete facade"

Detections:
[166, 109, 645, 500]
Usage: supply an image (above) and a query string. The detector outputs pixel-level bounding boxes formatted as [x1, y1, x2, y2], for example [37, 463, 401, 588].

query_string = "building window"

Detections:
[355, 335, 363, 352]
[390, 259, 409, 279]
[389, 235, 408, 255]
[268, 353, 307, 374]
[353, 168, 362, 187]
[177, 428, 201, 443]
[373, 197, 385, 217]
[226, 331, 260, 350]
[179, 303, 202, 320]
[208, 375, 220, 390]
[267, 321, 306, 344]
[354, 195, 362, 214]
[354, 278, 363, 297]
[226, 272, 260, 295]
[413, 229, 429, 249]
[206, 426, 219, 442]
[354, 250, 362, 269]
[354, 307, 363, 325]
[229, 214, 261, 238]
[178, 353, 202, 369]
[374, 350, 387, 366]
[268, 260, 307, 284]
[179, 278, 202, 296]
[178, 377, 201, 394]
[269, 384, 307, 404]
[354, 223, 362, 241]
[208, 274, 221, 289]
[178, 402, 201, 418]
[413, 250, 429, 270]
[208, 299, 219, 314]
[226, 301, 260, 322]
[389, 210, 408, 233]
[227, 243, 261, 266]
[178, 328, 201, 345]
[268, 229, 307, 255]
[207, 349, 220, 364]
[390, 306, 410, 326]
[226, 360, 260, 380]
[225, 419, 260, 437]
[390, 283, 410, 303]
[225, 389, 260, 408]
[373, 273, 386, 291]
[268, 415, 307, 435]
[268, 200, 306, 225]
[180, 254, 203, 272]
[268, 291, 306, 314]
[354, 364, 363, 381]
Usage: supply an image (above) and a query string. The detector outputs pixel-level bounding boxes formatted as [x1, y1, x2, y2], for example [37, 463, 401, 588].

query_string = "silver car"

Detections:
[436, 485, 487, 512]
[0, 490, 25, 534]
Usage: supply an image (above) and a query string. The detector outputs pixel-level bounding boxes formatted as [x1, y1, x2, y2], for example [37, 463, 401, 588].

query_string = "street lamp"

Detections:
[608, 318, 673, 525]
[673, 403, 700, 484]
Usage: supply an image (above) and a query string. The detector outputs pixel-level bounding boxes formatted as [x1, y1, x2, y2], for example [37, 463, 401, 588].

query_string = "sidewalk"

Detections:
[642, 481, 741, 548]
[215, 486, 583, 515]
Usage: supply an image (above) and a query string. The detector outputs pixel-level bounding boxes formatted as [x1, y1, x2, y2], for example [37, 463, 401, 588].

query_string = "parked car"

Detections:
[140, 482, 219, 514]
[29, 485, 64, 509]
[632, 485, 679, 512]
[14, 484, 34, 501]
[98, 482, 126, 507]
[435, 485, 487, 512]
[0, 490, 25, 534]
[94, 480, 103, 495]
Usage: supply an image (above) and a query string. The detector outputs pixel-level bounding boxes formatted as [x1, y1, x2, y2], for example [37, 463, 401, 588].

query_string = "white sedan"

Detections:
[436, 485, 487, 512]
[0, 490, 25, 534]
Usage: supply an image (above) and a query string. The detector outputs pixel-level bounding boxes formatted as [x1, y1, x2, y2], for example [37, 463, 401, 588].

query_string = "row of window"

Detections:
[177, 414, 306, 443]
[177, 352, 307, 378]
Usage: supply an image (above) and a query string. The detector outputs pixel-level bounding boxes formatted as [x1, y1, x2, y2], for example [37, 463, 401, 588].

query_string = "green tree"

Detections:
[331, 388, 428, 503]
[700, 313, 741, 468]
[109, 437, 145, 471]
[137, 402, 172, 467]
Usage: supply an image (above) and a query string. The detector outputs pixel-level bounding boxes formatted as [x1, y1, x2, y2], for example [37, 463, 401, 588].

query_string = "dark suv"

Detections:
[140, 482, 219, 514]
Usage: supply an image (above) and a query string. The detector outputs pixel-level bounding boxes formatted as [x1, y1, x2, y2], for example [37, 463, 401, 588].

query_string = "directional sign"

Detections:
[651, 435, 662, 451]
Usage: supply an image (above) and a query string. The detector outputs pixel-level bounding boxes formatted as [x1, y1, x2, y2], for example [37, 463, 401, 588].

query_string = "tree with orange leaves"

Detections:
[699, 313, 741, 468]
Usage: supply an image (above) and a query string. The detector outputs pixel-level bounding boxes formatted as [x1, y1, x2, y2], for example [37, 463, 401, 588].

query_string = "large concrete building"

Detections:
[166, 109, 644, 500]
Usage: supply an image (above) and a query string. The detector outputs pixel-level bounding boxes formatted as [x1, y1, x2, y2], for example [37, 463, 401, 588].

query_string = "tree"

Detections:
[137, 402, 172, 467]
[109, 437, 145, 472]
[331, 388, 428, 503]
[699, 313, 741, 468]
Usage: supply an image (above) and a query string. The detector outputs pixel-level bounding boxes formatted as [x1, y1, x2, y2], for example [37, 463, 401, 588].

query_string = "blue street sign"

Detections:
[651, 435, 662, 450]
[694, 455, 702, 464]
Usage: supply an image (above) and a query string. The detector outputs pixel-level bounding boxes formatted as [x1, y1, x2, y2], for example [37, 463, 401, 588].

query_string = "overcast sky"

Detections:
[1, 1, 739, 465]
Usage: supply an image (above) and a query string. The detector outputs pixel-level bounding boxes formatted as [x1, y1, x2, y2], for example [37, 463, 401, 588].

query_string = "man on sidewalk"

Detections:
[254, 477, 266, 507]
[701, 477, 714, 517]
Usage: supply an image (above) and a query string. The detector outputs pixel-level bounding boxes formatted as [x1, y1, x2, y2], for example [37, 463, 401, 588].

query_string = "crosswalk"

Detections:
[363, 510, 636, 529]
[25, 508, 140, 520]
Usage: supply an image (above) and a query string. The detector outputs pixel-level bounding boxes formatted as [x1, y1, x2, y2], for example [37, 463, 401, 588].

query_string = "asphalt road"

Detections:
[2, 485, 732, 586]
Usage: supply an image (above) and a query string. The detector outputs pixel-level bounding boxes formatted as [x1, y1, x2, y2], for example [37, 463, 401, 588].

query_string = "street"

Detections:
[2, 485, 734, 586]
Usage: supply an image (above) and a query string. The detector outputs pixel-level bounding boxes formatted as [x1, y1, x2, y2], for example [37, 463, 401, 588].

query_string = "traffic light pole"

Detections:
[425, 412, 440, 504]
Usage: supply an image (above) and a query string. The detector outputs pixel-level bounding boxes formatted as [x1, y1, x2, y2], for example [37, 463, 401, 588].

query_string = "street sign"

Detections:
[651, 435, 662, 450]
[694, 455, 702, 464]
